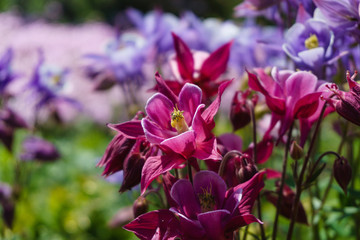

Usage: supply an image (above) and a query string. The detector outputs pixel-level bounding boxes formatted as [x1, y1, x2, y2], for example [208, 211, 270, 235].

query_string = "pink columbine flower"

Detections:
[248, 68, 325, 146]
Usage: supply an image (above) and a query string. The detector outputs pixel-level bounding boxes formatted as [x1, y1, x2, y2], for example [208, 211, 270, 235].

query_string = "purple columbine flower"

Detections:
[124, 170, 265, 240]
[86, 31, 149, 88]
[28, 52, 80, 111]
[283, 11, 346, 78]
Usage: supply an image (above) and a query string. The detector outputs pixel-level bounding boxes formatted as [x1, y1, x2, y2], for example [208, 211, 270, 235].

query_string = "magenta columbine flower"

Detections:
[248, 68, 324, 146]
[139, 80, 230, 193]
[167, 33, 232, 100]
[124, 170, 265, 240]
[142, 82, 221, 160]
[323, 71, 360, 126]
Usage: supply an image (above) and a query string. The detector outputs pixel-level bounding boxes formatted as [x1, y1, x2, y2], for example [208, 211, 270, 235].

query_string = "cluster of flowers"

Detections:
[97, 1, 360, 239]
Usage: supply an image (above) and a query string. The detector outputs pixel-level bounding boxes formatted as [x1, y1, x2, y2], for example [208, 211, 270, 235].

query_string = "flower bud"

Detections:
[20, 136, 60, 162]
[290, 141, 304, 160]
[333, 157, 352, 195]
[133, 196, 148, 218]
[235, 154, 258, 183]
[230, 90, 257, 131]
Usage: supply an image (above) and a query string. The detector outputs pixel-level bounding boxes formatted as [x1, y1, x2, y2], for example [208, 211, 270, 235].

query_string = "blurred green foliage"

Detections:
[0, 0, 240, 24]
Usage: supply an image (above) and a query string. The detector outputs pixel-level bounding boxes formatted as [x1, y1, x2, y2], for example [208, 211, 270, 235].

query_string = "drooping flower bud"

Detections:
[265, 182, 308, 225]
[230, 90, 258, 131]
[133, 196, 148, 218]
[333, 157, 352, 195]
[235, 154, 258, 183]
[290, 141, 304, 160]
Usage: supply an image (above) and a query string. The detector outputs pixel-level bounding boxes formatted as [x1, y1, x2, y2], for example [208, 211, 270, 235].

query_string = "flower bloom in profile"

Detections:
[124, 170, 265, 240]
[323, 71, 360, 126]
[248, 68, 324, 146]
[167, 33, 232, 100]
[98, 112, 158, 192]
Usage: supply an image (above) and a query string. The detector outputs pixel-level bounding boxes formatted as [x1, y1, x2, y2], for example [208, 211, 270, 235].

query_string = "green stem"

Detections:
[286, 103, 327, 240]
[272, 122, 294, 240]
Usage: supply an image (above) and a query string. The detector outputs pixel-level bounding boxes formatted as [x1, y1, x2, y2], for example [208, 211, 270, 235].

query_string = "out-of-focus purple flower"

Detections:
[235, 0, 281, 17]
[86, 31, 149, 88]
[313, 0, 360, 38]
[248, 68, 324, 146]
[204, 20, 286, 74]
[28, 52, 80, 112]
[0, 48, 17, 97]
[0, 107, 28, 151]
[20, 136, 60, 162]
[323, 71, 360, 126]
[0, 183, 14, 228]
[283, 13, 346, 78]
[0, 107, 28, 129]
[126, 8, 179, 54]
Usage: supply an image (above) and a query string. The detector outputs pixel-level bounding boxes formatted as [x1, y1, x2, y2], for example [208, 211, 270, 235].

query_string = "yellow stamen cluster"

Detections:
[171, 106, 188, 133]
[198, 187, 216, 212]
[305, 34, 319, 49]
[51, 75, 61, 85]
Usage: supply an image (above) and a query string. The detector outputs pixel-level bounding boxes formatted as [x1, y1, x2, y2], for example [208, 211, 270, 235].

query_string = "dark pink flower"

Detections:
[124, 171, 264, 240]
[139, 81, 231, 193]
[248, 68, 324, 146]
[166, 33, 232, 101]
[98, 113, 158, 192]
[170, 171, 264, 240]
[323, 71, 360, 126]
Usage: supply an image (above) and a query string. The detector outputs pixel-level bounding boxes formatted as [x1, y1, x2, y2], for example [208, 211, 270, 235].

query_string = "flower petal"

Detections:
[160, 131, 196, 158]
[202, 80, 232, 128]
[293, 92, 321, 118]
[225, 214, 262, 232]
[171, 179, 201, 219]
[193, 171, 227, 209]
[200, 41, 233, 81]
[108, 120, 144, 139]
[142, 118, 170, 144]
[178, 83, 202, 124]
[123, 210, 180, 240]
[145, 93, 174, 130]
[197, 210, 231, 240]
[141, 154, 185, 195]
[172, 33, 194, 81]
